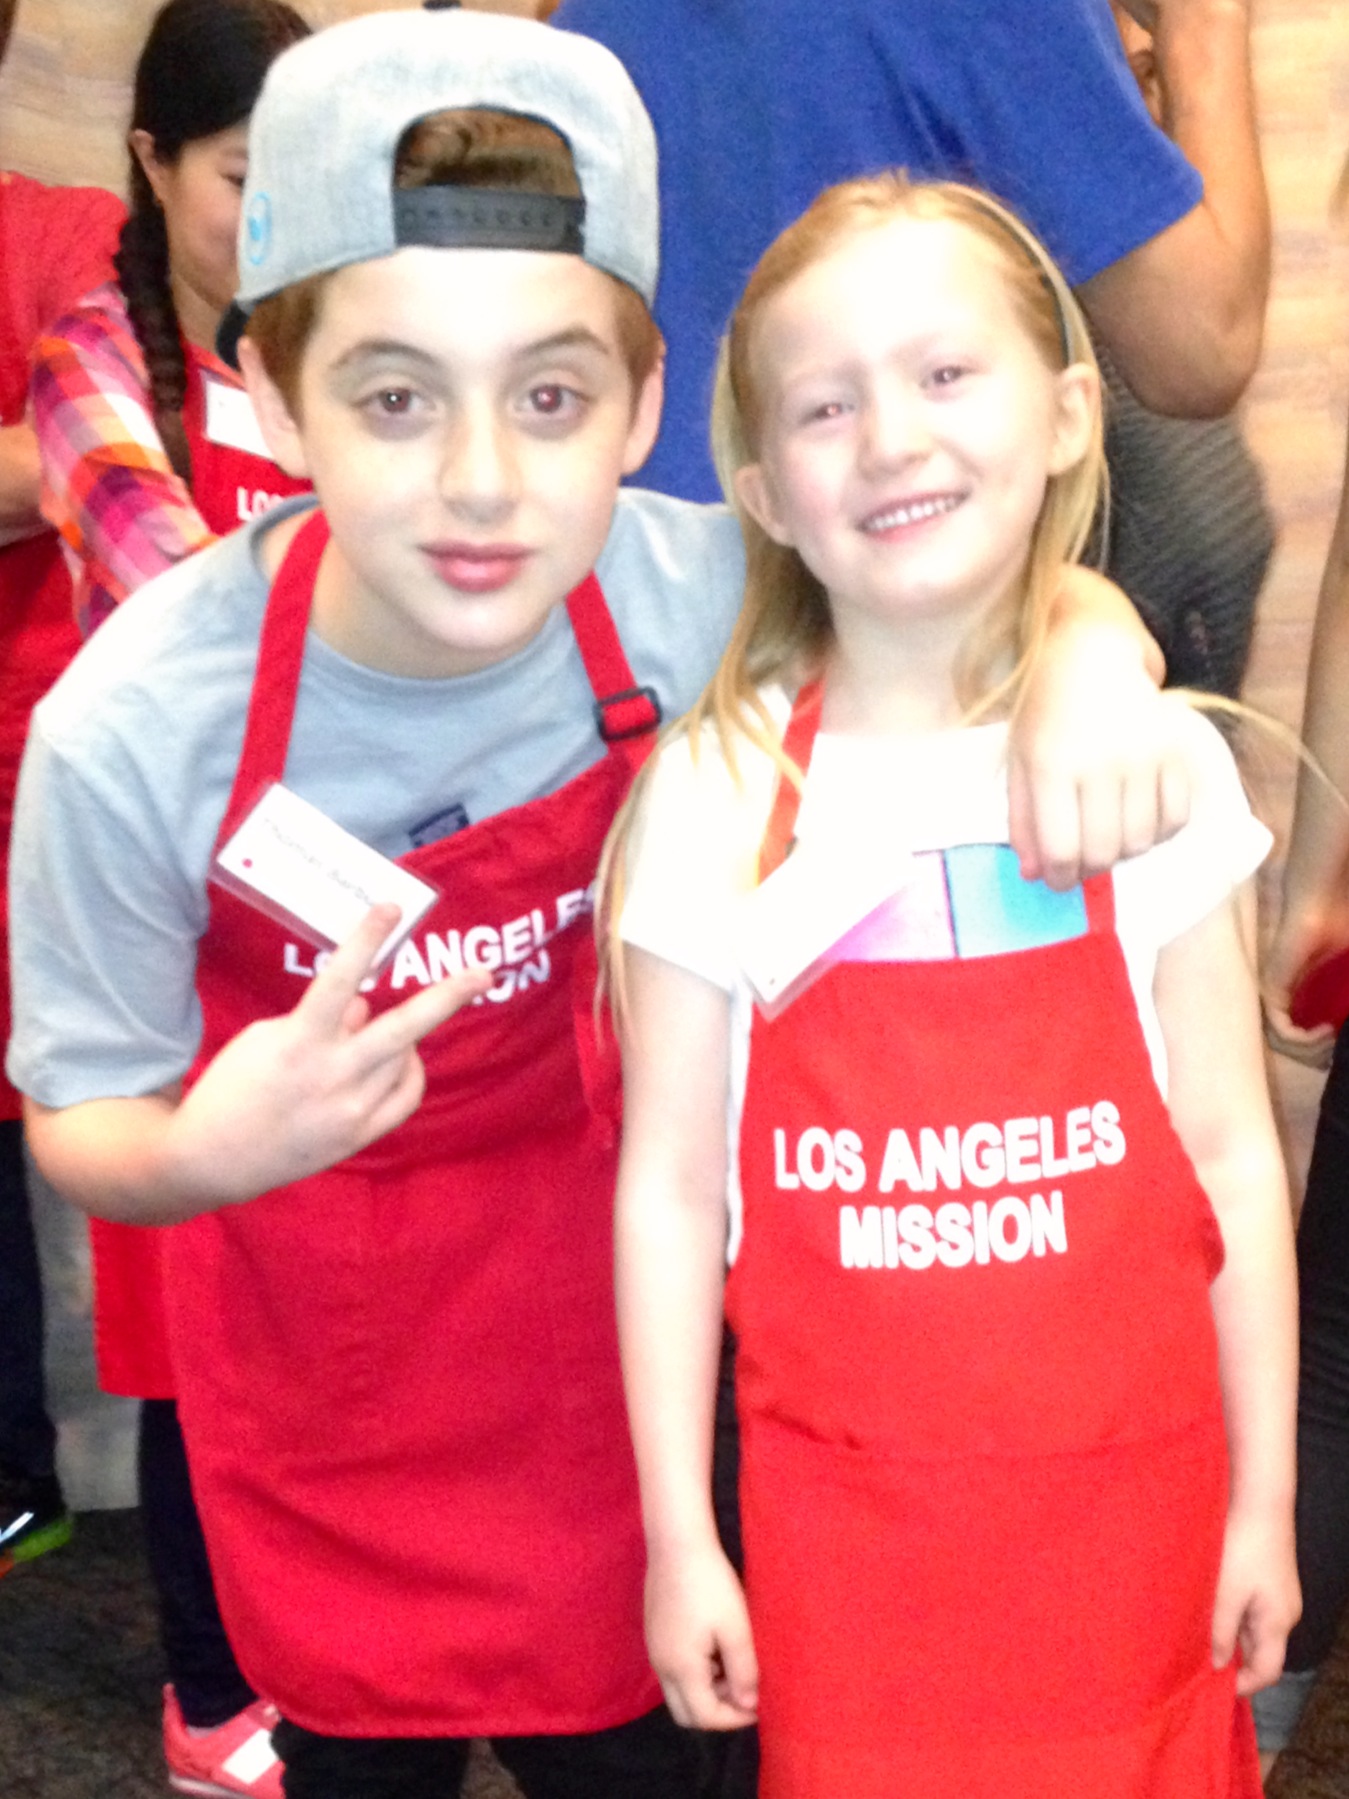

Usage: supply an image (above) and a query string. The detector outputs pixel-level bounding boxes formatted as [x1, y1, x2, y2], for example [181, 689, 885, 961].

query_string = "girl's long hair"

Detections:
[114, 0, 309, 484]
[600, 174, 1106, 1007]
[701, 171, 1106, 781]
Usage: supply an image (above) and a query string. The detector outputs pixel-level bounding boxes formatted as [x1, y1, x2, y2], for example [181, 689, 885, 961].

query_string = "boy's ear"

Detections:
[733, 461, 795, 548]
[620, 352, 666, 478]
[1047, 361, 1100, 477]
[237, 337, 310, 481]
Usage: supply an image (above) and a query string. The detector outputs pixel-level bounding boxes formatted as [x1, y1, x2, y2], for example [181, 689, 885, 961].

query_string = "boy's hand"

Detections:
[165, 904, 492, 1207]
[1211, 1507, 1301, 1696]
[645, 1540, 759, 1731]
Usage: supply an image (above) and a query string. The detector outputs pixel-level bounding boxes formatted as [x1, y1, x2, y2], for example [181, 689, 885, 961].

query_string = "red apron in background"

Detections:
[89, 346, 309, 1398]
[161, 510, 661, 1736]
[727, 684, 1262, 1799]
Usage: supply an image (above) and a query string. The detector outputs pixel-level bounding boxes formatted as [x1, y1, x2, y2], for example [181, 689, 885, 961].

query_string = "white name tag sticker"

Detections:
[739, 839, 910, 1016]
[213, 783, 439, 970]
[203, 374, 272, 458]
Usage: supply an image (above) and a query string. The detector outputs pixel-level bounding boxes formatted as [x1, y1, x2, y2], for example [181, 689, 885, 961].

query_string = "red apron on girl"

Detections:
[89, 343, 309, 1398]
[726, 683, 1262, 1799]
[159, 511, 661, 1736]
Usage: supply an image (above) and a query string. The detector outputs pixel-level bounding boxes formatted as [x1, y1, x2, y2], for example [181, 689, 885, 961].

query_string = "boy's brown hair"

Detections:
[246, 108, 663, 410]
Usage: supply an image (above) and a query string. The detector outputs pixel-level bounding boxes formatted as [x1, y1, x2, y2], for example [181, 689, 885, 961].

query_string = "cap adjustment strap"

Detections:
[393, 187, 585, 255]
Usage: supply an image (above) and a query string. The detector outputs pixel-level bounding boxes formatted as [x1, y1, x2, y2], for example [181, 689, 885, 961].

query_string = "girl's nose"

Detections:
[859, 381, 932, 472]
[439, 403, 518, 520]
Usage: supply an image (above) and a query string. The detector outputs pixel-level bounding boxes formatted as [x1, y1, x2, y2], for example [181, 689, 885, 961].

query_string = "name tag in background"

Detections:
[213, 784, 439, 972]
[203, 374, 272, 458]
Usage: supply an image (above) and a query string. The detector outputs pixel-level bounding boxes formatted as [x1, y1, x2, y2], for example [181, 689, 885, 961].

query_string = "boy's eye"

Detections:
[368, 387, 417, 416]
[927, 364, 969, 390]
[526, 383, 582, 420]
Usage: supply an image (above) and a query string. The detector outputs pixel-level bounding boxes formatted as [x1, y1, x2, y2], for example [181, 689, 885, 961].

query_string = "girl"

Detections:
[611, 174, 1300, 1799]
[29, 4, 308, 1795]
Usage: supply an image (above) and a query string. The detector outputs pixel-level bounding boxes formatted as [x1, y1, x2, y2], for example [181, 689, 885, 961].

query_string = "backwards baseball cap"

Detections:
[217, 8, 659, 365]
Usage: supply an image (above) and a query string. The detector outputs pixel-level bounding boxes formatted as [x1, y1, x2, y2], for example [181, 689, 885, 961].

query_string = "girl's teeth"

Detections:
[867, 495, 960, 531]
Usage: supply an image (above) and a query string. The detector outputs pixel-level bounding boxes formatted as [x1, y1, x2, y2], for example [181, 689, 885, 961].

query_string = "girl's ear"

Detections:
[237, 337, 310, 481]
[1046, 361, 1100, 477]
[733, 461, 795, 548]
[129, 129, 171, 206]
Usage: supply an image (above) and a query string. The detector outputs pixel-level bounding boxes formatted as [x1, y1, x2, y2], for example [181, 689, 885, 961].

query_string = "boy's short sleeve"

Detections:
[619, 720, 777, 992]
[7, 709, 212, 1106]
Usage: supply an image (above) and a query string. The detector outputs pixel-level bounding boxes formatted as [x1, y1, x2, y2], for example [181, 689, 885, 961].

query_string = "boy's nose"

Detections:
[438, 405, 519, 520]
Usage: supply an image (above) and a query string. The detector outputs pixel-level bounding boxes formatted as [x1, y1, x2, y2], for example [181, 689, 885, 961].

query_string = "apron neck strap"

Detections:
[214, 506, 329, 851]
[759, 679, 824, 882]
[565, 571, 662, 771]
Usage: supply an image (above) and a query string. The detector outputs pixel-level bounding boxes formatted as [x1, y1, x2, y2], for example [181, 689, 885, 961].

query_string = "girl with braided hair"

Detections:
[32, 0, 310, 635]
[29, 6, 309, 1795]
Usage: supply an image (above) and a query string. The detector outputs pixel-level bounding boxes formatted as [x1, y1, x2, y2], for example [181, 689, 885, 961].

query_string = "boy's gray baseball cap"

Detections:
[218, 8, 658, 365]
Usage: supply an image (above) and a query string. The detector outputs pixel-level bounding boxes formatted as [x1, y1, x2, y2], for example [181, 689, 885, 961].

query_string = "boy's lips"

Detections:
[423, 542, 533, 594]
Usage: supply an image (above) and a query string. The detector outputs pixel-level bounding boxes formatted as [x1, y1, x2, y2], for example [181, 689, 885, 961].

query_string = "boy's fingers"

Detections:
[351, 967, 493, 1064]
[296, 905, 402, 1033]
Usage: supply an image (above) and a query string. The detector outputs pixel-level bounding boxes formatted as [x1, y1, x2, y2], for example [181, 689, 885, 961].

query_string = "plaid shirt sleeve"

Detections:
[30, 283, 214, 637]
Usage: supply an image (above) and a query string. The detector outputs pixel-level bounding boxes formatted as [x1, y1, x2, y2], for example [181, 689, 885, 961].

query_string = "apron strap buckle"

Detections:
[594, 685, 662, 744]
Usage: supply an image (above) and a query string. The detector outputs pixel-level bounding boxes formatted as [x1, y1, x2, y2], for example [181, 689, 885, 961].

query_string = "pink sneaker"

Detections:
[162, 1686, 285, 1799]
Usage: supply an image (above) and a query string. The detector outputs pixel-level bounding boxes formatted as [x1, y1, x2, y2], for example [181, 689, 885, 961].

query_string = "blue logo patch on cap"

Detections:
[245, 193, 272, 268]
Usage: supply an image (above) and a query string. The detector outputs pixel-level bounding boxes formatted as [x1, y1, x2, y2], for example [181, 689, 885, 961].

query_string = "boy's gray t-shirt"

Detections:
[9, 489, 744, 1107]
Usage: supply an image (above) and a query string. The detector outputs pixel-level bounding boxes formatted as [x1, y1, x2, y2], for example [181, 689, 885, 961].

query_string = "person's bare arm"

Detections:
[0, 420, 49, 548]
[1157, 883, 1300, 1693]
[1264, 431, 1349, 1060]
[1081, 0, 1268, 416]
[615, 946, 759, 1730]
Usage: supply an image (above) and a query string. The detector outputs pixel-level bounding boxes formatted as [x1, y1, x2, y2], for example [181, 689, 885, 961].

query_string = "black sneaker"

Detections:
[0, 1467, 73, 1572]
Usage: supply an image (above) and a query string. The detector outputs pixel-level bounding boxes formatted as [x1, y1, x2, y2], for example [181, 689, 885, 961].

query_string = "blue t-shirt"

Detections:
[552, 0, 1203, 501]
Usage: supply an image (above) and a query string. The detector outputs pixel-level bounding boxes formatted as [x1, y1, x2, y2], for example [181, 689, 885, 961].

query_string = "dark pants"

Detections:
[1286, 1027, 1349, 1671]
[273, 1703, 701, 1799]
[139, 1397, 256, 1727]
[0, 1118, 57, 1479]
[697, 1328, 760, 1799]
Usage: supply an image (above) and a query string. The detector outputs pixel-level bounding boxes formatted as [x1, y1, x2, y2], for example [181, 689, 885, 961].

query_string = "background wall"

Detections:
[0, 0, 1343, 1194]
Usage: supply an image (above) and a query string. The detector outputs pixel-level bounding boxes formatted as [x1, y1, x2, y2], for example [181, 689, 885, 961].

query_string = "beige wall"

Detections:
[0, 0, 1343, 1188]
[0, 0, 547, 189]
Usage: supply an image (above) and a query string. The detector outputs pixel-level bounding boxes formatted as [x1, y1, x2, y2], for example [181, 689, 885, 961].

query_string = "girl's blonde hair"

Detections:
[701, 171, 1105, 776]
[600, 173, 1106, 1005]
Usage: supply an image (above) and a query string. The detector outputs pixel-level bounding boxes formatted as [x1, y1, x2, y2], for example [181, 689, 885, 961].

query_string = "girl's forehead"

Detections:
[754, 214, 1026, 365]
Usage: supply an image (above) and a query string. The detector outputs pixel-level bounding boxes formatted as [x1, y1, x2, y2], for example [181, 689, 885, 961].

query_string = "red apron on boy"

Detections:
[89, 342, 309, 1399]
[160, 511, 661, 1736]
[726, 683, 1263, 1799]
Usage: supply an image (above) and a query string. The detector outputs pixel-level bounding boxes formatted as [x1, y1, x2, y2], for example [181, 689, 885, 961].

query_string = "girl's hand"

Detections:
[164, 903, 493, 1207]
[645, 1540, 759, 1731]
[1211, 1508, 1301, 1697]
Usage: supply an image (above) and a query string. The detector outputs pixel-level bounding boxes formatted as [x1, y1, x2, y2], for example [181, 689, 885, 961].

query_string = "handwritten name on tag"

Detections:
[213, 784, 438, 970]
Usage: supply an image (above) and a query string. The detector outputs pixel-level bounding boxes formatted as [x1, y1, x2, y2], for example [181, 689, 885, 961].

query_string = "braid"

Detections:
[114, 166, 193, 486]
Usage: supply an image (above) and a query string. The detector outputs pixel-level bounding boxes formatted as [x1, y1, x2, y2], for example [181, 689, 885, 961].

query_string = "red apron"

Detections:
[89, 348, 309, 1397]
[726, 684, 1262, 1799]
[160, 510, 661, 1736]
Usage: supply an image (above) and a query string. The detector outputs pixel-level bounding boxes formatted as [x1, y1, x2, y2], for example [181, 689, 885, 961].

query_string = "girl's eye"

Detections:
[928, 364, 969, 390]
[802, 398, 849, 426]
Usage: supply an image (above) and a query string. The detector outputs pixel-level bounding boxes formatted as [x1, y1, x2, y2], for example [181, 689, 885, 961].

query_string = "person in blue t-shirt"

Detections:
[551, 0, 1268, 505]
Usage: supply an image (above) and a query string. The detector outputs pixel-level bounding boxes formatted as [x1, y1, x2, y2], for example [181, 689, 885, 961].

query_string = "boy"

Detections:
[9, 11, 1187, 1795]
